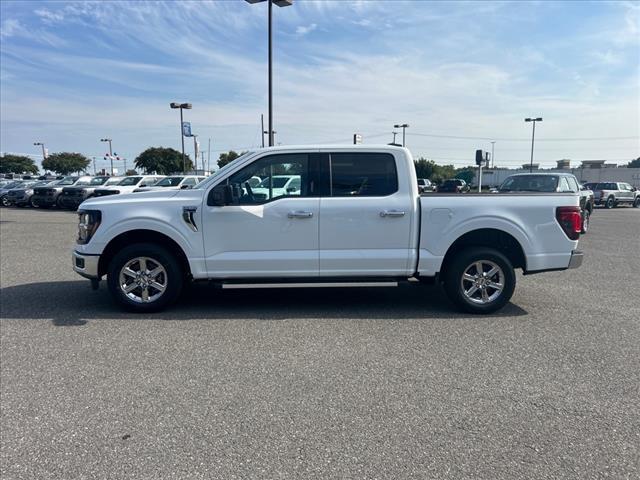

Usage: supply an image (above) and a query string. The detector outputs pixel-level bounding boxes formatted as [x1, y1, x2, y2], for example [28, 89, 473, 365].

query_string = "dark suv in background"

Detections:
[31, 176, 91, 208]
[437, 179, 470, 193]
[59, 176, 123, 210]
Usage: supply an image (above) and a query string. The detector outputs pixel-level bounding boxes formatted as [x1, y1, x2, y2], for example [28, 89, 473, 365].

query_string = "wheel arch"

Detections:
[440, 228, 526, 275]
[98, 229, 192, 278]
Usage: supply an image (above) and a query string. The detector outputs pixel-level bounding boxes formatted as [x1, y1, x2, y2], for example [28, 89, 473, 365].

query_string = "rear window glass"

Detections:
[595, 183, 617, 190]
[500, 175, 559, 192]
[330, 153, 398, 196]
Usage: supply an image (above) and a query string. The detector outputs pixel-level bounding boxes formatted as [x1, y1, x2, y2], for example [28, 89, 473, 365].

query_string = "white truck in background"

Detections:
[72, 145, 583, 314]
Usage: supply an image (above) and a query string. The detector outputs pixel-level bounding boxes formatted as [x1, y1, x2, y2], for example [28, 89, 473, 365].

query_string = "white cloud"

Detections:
[34, 8, 65, 24]
[0, 19, 21, 38]
[295, 23, 317, 36]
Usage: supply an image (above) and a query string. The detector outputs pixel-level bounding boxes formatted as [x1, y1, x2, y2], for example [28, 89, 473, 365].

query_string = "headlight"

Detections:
[77, 209, 102, 244]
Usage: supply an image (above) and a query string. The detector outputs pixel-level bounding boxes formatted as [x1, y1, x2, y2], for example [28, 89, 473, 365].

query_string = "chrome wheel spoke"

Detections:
[122, 267, 138, 279]
[475, 261, 484, 275]
[487, 266, 500, 278]
[463, 273, 475, 282]
[481, 288, 489, 302]
[139, 258, 148, 272]
[141, 287, 149, 302]
[488, 281, 503, 291]
[124, 282, 138, 293]
[148, 266, 164, 279]
[466, 285, 479, 297]
[149, 280, 166, 292]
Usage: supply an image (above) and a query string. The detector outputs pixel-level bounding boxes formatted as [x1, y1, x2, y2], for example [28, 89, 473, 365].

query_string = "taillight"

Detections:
[556, 206, 581, 240]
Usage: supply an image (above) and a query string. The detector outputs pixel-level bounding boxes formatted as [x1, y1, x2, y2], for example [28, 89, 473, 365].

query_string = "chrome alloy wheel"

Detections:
[118, 257, 167, 304]
[461, 260, 505, 305]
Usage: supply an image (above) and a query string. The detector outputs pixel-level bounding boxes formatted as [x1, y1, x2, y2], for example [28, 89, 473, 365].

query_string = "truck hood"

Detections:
[80, 188, 204, 209]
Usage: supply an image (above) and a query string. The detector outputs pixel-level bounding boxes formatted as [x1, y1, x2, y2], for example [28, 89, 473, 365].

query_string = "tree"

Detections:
[414, 158, 437, 180]
[0, 154, 39, 174]
[218, 150, 245, 169]
[455, 168, 475, 184]
[42, 152, 90, 175]
[125, 169, 138, 176]
[628, 157, 640, 168]
[134, 147, 193, 175]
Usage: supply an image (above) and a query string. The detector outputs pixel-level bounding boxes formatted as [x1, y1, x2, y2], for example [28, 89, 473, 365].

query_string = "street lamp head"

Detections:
[170, 102, 180, 109]
[525, 118, 532, 122]
[33, 142, 42, 146]
[535, 117, 543, 122]
[100, 138, 111, 142]
[394, 123, 409, 128]
[245, 0, 293, 5]
[181, 103, 192, 109]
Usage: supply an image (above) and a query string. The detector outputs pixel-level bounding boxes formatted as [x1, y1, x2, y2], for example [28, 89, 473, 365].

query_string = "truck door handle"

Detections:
[380, 210, 406, 217]
[288, 211, 313, 219]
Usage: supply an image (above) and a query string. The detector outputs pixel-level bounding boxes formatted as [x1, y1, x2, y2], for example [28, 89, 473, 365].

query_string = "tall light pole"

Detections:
[392, 131, 398, 144]
[525, 117, 542, 173]
[100, 138, 113, 175]
[170, 102, 192, 173]
[33, 142, 47, 161]
[192, 134, 199, 173]
[490, 141, 496, 169]
[245, 0, 293, 147]
[394, 123, 409, 147]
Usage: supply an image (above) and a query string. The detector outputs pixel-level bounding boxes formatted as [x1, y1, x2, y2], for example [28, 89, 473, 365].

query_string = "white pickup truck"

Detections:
[73, 145, 583, 314]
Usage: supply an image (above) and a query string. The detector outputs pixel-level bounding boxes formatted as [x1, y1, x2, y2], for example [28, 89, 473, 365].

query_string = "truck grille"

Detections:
[34, 188, 55, 196]
[94, 190, 119, 197]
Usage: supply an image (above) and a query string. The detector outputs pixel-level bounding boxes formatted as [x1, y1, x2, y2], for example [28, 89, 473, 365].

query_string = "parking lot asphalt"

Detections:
[1, 206, 639, 479]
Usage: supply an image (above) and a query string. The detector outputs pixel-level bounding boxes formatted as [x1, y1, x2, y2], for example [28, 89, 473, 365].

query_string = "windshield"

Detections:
[105, 177, 122, 185]
[257, 177, 290, 188]
[88, 177, 109, 185]
[57, 176, 79, 186]
[3, 181, 22, 189]
[155, 176, 184, 187]
[500, 175, 558, 192]
[595, 182, 617, 190]
[194, 151, 258, 189]
[117, 176, 142, 186]
[75, 178, 94, 186]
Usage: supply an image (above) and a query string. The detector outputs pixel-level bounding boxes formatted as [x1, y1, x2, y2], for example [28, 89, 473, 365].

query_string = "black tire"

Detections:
[581, 209, 590, 234]
[634, 197, 640, 208]
[29, 197, 38, 208]
[442, 247, 516, 314]
[0, 196, 8, 207]
[56, 196, 66, 209]
[605, 196, 615, 209]
[107, 243, 183, 313]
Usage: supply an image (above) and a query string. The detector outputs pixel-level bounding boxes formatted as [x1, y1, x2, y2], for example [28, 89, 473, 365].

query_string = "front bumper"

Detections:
[72, 250, 100, 279]
[568, 250, 584, 269]
[59, 196, 85, 208]
[32, 194, 58, 206]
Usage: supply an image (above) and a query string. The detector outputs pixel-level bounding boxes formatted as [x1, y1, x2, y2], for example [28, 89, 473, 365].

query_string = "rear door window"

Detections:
[329, 152, 398, 196]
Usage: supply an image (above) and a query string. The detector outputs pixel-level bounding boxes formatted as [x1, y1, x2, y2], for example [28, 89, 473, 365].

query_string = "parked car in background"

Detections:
[4, 180, 55, 207]
[0, 180, 27, 206]
[593, 182, 640, 209]
[417, 178, 435, 193]
[133, 175, 206, 193]
[437, 178, 469, 193]
[583, 182, 598, 191]
[93, 175, 164, 197]
[251, 175, 301, 200]
[498, 173, 594, 233]
[31, 176, 92, 208]
[59, 176, 123, 210]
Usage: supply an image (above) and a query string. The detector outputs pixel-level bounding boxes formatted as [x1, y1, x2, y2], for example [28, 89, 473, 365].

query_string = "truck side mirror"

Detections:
[208, 183, 235, 206]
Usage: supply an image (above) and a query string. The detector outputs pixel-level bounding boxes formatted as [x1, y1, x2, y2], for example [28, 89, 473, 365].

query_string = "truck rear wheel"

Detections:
[443, 247, 515, 314]
[605, 196, 615, 209]
[107, 243, 183, 313]
[581, 209, 590, 234]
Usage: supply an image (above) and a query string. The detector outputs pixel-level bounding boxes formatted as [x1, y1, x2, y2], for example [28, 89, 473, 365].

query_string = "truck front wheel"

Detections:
[107, 243, 183, 313]
[443, 247, 515, 314]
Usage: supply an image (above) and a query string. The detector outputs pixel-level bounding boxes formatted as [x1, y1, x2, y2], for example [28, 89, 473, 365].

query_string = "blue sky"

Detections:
[1, 0, 638, 172]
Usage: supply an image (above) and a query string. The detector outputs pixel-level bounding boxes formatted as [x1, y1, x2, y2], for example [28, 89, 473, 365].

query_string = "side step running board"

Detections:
[221, 281, 399, 290]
